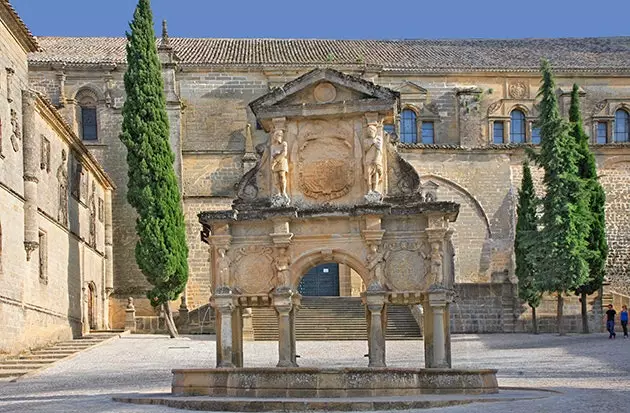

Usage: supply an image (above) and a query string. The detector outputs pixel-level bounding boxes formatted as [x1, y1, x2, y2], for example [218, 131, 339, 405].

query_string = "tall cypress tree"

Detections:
[532, 60, 590, 335]
[120, 0, 188, 337]
[569, 84, 608, 334]
[515, 160, 542, 333]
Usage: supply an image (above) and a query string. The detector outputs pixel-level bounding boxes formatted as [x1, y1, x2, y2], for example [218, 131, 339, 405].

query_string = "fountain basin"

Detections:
[172, 367, 498, 397]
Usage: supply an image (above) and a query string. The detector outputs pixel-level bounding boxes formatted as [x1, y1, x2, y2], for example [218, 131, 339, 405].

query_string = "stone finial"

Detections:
[126, 297, 135, 310]
[161, 19, 170, 48]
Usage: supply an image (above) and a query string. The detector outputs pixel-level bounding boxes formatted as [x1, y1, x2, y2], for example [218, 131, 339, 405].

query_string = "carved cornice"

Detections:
[0, 1, 40, 52]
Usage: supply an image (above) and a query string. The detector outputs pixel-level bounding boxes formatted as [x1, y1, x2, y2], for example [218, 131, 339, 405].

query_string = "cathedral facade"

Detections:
[4, 5, 630, 342]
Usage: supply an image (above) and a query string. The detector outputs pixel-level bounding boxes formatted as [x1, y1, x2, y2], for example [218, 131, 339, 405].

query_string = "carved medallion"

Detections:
[508, 81, 528, 99]
[232, 246, 275, 294]
[385, 250, 427, 291]
[487, 100, 502, 115]
[593, 100, 608, 115]
[298, 136, 354, 201]
[313, 82, 336, 103]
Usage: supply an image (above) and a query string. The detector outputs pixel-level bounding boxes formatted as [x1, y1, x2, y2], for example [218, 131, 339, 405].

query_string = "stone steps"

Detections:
[0, 331, 123, 382]
[251, 297, 421, 341]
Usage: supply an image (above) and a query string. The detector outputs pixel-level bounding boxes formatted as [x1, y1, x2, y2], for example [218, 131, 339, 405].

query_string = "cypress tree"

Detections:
[532, 60, 590, 335]
[120, 0, 188, 337]
[515, 160, 542, 333]
[569, 84, 608, 334]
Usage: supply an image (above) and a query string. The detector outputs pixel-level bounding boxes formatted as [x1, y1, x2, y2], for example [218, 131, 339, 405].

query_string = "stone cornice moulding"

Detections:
[0, 1, 40, 52]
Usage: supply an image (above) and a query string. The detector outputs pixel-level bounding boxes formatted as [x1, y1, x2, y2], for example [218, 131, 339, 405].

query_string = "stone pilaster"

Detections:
[363, 289, 387, 367]
[22, 90, 39, 260]
[231, 306, 243, 367]
[423, 290, 450, 368]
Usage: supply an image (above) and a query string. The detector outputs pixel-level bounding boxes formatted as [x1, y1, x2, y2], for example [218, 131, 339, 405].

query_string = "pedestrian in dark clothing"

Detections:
[606, 304, 616, 339]
[620, 305, 628, 338]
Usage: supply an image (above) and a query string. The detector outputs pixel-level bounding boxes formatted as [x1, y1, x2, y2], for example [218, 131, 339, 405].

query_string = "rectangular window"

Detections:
[421, 121, 434, 144]
[38, 230, 48, 284]
[531, 127, 541, 144]
[493, 122, 504, 144]
[81, 107, 98, 141]
[597, 122, 608, 144]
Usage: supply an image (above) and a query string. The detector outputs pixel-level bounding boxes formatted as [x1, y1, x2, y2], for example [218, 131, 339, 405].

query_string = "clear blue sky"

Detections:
[11, 0, 630, 39]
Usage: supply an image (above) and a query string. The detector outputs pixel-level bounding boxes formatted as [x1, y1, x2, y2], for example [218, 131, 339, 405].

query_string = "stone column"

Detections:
[22, 90, 39, 260]
[104, 189, 114, 325]
[214, 294, 235, 368]
[273, 291, 296, 367]
[364, 289, 387, 367]
[231, 306, 244, 367]
[424, 290, 449, 368]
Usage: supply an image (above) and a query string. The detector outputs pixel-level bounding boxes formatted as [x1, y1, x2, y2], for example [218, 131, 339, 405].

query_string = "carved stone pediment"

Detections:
[250, 68, 399, 127]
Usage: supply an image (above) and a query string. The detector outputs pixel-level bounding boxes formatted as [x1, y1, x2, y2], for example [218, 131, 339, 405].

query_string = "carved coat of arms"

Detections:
[298, 136, 354, 201]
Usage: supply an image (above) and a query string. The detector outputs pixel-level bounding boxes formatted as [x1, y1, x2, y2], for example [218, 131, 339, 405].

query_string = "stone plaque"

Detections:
[385, 250, 427, 291]
[298, 136, 354, 201]
[233, 247, 275, 294]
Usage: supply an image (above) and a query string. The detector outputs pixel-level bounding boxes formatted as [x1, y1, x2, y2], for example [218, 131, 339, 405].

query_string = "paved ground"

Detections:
[0, 333, 628, 412]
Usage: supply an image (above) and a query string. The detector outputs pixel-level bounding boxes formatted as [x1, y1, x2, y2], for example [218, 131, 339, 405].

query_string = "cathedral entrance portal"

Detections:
[298, 263, 339, 296]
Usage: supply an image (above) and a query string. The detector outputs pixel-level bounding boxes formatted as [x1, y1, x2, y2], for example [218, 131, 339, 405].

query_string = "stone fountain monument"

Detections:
[176, 68, 497, 400]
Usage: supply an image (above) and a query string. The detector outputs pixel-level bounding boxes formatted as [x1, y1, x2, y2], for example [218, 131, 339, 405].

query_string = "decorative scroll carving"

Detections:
[236, 143, 266, 202]
[233, 246, 275, 294]
[298, 135, 354, 201]
[386, 142, 421, 196]
[57, 149, 69, 226]
[10, 108, 20, 152]
[508, 81, 528, 99]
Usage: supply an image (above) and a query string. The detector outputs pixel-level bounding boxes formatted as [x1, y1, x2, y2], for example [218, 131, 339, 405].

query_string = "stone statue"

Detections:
[88, 181, 96, 247]
[10, 108, 21, 152]
[274, 247, 291, 288]
[57, 150, 69, 226]
[270, 128, 290, 206]
[366, 243, 388, 289]
[430, 241, 443, 286]
[363, 123, 383, 201]
[216, 248, 232, 289]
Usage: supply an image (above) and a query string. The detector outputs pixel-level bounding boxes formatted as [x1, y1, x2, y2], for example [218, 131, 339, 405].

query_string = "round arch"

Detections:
[72, 85, 103, 103]
[289, 248, 370, 289]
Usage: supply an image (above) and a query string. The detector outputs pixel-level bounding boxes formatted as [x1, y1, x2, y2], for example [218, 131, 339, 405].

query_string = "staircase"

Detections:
[181, 304, 215, 334]
[0, 331, 123, 382]
[251, 297, 421, 341]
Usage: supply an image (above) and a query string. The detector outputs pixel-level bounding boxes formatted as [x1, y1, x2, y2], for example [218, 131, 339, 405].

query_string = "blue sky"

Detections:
[12, 0, 630, 39]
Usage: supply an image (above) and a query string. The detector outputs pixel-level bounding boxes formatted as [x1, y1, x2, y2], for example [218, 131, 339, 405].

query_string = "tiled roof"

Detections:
[29, 36, 630, 72]
[1, 0, 39, 51]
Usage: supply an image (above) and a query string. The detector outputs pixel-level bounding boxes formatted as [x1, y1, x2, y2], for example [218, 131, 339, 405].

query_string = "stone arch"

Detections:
[421, 174, 491, 238]
[72, 85, 103, 103]
[290, 248, 370, 289]
[507, 103, 531, 116]
[421, 174, 493, 283]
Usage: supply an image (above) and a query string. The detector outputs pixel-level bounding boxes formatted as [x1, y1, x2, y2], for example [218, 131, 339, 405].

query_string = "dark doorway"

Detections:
[298, 263, 340, 296]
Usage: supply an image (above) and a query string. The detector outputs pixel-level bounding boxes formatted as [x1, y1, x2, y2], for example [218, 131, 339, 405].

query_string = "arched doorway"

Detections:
[298, 263, 339, 296]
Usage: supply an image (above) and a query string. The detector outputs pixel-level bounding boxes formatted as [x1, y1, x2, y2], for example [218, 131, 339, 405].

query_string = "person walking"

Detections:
[620, 305, 628, 338]
[605, 304, 617, 339]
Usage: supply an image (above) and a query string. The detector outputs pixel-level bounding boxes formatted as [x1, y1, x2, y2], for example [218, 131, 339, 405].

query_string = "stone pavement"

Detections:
[0, 333, 628, 412]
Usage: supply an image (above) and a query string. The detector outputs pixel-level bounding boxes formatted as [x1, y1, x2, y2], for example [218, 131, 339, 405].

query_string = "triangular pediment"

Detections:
[250, 68, 399, 125]
[396, 81, 428, 95]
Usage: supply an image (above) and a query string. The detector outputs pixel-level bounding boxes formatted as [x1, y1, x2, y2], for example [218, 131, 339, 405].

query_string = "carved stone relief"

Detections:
[313, 82, 337, 103]
[40, 136, 50, 172]
[5, 68, 14, 103]
[232, 246, 275, 294]
[386, 142, 420, 196]
[298, 135, 354, 201]
[10, 108, 20, 152]
[487, 100, 502, 115]
[270, 128, 290, 206]
[363, 123, 384, 200]
[508, 81, 529, 99]
[215, 247, 232, 289]
[382, 240, 429, 291]
[274, 246, 291, 288]
[57, 149, 69, 226]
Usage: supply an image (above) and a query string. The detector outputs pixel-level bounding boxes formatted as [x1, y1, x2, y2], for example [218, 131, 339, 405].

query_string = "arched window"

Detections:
[400, 109, 417, 144]
[510, 110, 526, 143]
[76, 90, 98, 141]
[614, 109, 629, 143]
